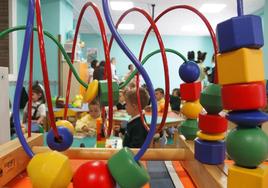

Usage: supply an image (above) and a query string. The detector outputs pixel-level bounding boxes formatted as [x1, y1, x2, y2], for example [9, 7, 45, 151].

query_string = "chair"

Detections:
[44, 109, 77, 131]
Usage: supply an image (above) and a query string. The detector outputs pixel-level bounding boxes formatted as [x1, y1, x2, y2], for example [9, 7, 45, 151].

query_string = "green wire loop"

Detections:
[0, 26, 88, 89]
[119, 48, 187, 89]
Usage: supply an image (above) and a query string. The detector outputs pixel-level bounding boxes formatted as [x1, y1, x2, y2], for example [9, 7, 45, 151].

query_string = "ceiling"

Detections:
[72, 0, 265, 36]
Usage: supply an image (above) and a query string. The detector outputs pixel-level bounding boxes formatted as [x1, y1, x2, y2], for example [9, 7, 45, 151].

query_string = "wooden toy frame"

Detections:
[0, 133, 228, 188]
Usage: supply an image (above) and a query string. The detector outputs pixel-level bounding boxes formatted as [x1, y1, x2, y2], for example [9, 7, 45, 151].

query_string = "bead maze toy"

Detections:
[0, 0, 268, 188]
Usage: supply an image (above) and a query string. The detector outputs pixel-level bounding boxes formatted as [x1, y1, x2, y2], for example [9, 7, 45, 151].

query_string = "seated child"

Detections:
[123, 87, 150, 148]
[170, 88, 181, 112]
[75, 98, 101, 136]
[116, 90, 126, 110]
[145, 88, 168, 112]
[22, 83, 46, 132]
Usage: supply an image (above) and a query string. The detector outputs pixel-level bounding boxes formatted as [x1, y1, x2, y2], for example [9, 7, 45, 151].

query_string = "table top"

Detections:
[113, 110, 184, 127]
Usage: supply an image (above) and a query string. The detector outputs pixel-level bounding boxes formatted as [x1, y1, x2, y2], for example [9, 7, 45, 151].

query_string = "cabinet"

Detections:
[61, 61, 88, 100]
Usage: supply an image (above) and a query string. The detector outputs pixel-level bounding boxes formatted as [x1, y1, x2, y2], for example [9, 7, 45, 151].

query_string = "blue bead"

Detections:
[194, 138, 225, 165]
[47, 126, 73, 151]
[216, 15, 264, 53]
[227, 110, 268, 126]
[179, 61, 200, 83]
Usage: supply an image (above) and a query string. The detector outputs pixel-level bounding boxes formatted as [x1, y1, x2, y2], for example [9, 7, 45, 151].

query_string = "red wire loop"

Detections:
[108, 8, 169, 133]
[64, 2, 114, 136]
[35, 0, 59, 138]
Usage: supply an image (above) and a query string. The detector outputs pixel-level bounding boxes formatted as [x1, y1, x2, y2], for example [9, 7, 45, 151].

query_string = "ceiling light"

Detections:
[199, 4, 226, 13]
[110, 1, 134, 11]
[118, 23, 135, 30]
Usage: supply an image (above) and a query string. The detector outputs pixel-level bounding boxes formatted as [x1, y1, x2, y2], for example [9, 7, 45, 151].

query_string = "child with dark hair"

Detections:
[155, 88, 165, 112]
[116, 90, 126, 110]
[170, 88, 181, 112]
[93, 60, 105, 81]
[123, 87, 149, 148]
[22, 83, 46, 132]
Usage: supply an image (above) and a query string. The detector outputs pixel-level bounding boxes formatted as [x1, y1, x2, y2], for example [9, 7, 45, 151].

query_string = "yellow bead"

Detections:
[228, 164, 268, 188]
[197, 131, 225, 141]
[181, 100, 202, 119]
[217, 48, 264, 85]
[56, 120, 74, 134]
[27, 151, 73, 188]
[84, 79, 99, 103]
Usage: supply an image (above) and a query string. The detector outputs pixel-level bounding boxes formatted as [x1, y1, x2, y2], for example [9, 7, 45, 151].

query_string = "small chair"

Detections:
[45, 109, 77, 131]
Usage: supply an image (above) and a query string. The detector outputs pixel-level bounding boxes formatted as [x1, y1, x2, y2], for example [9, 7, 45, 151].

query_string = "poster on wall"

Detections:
[87, 48, 98, 63]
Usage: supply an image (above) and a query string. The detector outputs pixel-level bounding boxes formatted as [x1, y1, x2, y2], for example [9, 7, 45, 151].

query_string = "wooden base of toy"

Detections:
[0, 134, 43, 187]
[4, 133, 267, 188]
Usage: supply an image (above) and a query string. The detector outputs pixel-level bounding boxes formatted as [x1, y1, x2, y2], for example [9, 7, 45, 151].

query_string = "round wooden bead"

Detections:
[197, 131, 225, 141]
[222, 82, 267, 110]
[56, 120, 74, 134]
[179, 119, 199, 140]
[179, 61, 200, 83]
[198, 113, 228, 134]
[84, 79, 99, 103]
[181, 100, 202, 119]
[27, 151, 73, 188]
[108, 147, 150, 188]
[226, 127, 268, 168]
[73, 161, 116, 188]
[47, 126, 73, 152]
[200, 84, 223, 114]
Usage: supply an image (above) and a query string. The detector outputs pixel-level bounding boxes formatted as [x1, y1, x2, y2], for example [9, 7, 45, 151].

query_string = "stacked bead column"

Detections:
[194, 84, 228, 164]
[216, 12, 268, 188]
[179, 61, 202, 140]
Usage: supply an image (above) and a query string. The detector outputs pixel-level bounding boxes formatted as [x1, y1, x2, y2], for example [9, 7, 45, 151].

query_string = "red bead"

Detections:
[180, 82, 202, 101]
[199, 113, 228, 134]
[73, 161, 116, 188]
[222, 82, 266, 110]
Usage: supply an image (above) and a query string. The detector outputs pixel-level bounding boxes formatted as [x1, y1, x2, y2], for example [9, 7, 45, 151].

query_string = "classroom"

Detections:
[0, 0, 268, 187]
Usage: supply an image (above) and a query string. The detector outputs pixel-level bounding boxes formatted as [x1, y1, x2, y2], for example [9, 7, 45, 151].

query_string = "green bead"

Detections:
[200, 84, 222, 114]
[179, 119, 199, 140]
[99, 80, 119, 106]
[226, 127, 268, 168]
[108, 147, 150, 188]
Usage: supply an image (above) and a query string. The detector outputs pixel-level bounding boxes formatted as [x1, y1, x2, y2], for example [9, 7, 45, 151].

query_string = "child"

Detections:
[75, 98, 101, 136]
[123, 87, 150, 148]
[23, 83, 46, 131]
[116, 90, 126, 110]
[170, 88, 181, 112]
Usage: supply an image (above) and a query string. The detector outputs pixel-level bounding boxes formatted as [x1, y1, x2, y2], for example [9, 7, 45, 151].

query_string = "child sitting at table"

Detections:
[75, 98, 101, 136]
[123, 87, 150, 148]
[116, 90, 126, 110]
[22, 83, 46, 132]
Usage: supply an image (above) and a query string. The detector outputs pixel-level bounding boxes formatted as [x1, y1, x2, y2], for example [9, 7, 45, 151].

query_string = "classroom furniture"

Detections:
[0, 67, 10, 143]
[61, 61, 88, 100]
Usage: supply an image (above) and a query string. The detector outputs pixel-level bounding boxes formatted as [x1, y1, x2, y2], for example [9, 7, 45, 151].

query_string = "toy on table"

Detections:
[72, 94, 83, 108]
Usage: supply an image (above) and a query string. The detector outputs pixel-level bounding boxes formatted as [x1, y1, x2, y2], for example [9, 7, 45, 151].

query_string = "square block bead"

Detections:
[217, 48, 264, 85]
[228, 164, 268, 188]
[216, 15, 264, 53]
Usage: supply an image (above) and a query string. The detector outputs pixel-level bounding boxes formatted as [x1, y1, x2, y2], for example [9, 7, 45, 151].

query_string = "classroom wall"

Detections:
[81, 33, 214, 91]
[9, 0, 73, 101]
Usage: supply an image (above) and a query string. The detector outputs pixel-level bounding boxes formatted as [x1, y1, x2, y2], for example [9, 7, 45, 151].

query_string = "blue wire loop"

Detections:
[13, 0, 35, 158]
[102, 0, 158, 161]
[237, 0, 244, 16]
